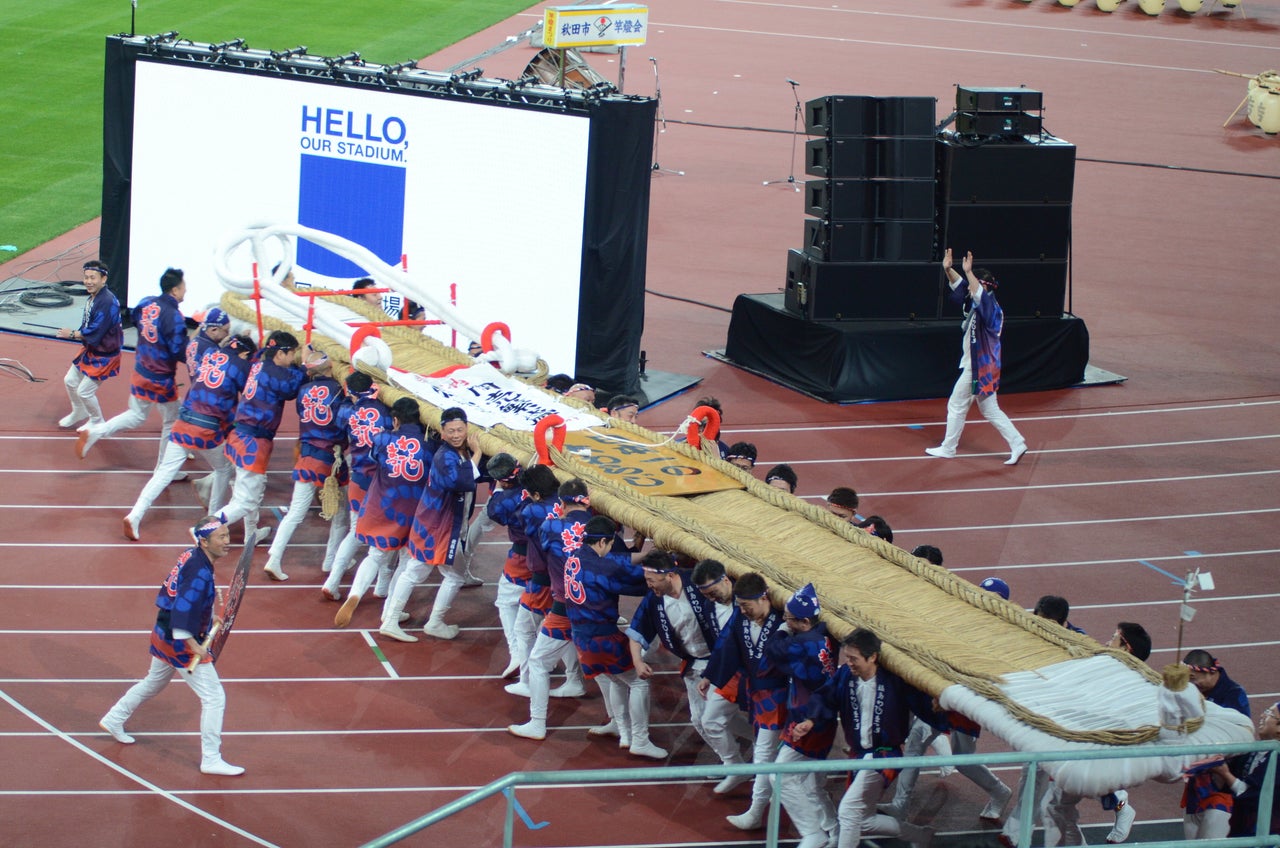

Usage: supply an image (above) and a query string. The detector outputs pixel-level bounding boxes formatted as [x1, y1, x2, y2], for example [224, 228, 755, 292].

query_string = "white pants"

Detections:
[939, 365, 1025, 453]
[1044, 782, 1086, 847]
[92, 394, 179, 469]
[683, 661, 712, 745]
[512, 606, 545, 685]
[749, 726, 782, 805]
[219, 465, 268, 530]
[383, 557, 465, 623]
[891, 719, 1006, 809]
[1184, 808, 1230, 841]
[318, 488, 352, 572]
[837, 761, 902, 848]
[102, 655, 228, 766]
[322, 506, 365, 592]
[1003, 765, 1050, 846]
[495, 577, 526, 660]
[700, 684, 752, 765]
[131, 439, 232, 525]
[455, 508, 493, 575]
[63, 365, 105, 424]
[349, 547, 410, 600]
[599, 667, 655, 748]
[266, 481, 350, 567]
[778, 744, 837, 839]
[524, 630, 579, 722]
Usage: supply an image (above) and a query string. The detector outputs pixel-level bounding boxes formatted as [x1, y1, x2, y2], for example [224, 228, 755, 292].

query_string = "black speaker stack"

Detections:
[940, 86, 1072, 319]
[788, 95, 939, 321]
[780, 87, 1076, 323]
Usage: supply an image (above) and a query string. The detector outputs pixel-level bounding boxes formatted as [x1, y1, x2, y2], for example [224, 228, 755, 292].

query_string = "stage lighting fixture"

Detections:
[324, 51, 361, 68]
[270, 46, 307, 61]
[142, 30, 178, 48]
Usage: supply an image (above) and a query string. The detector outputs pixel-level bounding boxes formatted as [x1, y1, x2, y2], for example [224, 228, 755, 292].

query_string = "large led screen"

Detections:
[127, 60, 591, 373]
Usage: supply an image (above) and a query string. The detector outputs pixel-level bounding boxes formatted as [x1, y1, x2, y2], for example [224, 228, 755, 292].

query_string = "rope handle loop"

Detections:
[348, 324, 383, 359]
[481, 322, 511, 353]
[685, 405, 721, 448]
[533, 414, 566, 466]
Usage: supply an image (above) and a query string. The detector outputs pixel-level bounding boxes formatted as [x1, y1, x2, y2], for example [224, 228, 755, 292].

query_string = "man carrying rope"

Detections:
[122, 334, 255, 540]
[261, 347, 348, 582]
[792, 628, 938, 848]
[218, 330, 306, 545]
[699, 571, 789, 831]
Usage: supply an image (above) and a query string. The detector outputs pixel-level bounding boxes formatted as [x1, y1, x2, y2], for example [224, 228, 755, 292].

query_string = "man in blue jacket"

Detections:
[925, 249, 1027, 465]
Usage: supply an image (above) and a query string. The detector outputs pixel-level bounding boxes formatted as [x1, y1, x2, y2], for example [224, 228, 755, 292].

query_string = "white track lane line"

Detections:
[717, 0, 1280, 51]
[776, 433, 1280, 465]
[0, 686, 280, 847]
[907, 505, 1280, 534]
[9, 399, 1280, 442]
[360, 629, 401, 679]
[657, 20, 1255, 75]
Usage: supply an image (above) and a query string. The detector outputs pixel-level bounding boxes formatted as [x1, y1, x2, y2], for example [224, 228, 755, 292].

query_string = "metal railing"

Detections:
[364, 739, 1279, 848]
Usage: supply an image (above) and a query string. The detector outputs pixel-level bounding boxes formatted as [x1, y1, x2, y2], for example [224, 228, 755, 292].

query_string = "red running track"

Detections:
[2, 1, 1278, 845]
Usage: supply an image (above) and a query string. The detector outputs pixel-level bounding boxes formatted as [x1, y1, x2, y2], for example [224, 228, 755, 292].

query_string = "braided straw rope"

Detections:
[222, 292, 1166, 744]
[319, 446, 345, 520]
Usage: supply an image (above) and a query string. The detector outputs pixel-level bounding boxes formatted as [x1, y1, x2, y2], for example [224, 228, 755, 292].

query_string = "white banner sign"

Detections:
[543, 5, 649, 49]
[389, 365, 602, 432]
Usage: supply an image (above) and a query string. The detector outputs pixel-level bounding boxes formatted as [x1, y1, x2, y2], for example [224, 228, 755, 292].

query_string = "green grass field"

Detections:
[0, 0, 533, 256]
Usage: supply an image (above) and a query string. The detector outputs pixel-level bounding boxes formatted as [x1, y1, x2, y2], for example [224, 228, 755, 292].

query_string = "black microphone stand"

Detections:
[763, 79, 803, 191]
[649, 57, 684, 177]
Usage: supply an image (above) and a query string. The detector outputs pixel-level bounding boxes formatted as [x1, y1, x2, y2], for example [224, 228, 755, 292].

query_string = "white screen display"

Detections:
[128, 61, 590, 373]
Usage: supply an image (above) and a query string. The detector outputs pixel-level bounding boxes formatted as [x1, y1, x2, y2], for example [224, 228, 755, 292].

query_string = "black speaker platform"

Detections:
[721, 293, 1099, 403]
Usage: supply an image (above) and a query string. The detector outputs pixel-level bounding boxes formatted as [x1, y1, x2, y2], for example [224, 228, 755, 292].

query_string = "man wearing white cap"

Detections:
[185, 308, 231, 374]
[768, 583, 840, 848]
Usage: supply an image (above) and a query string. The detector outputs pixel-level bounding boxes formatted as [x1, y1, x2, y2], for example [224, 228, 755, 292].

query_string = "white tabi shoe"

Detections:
[99, 718, 134, 744]
[548, 681, 586, 698]
[507, 720, 547, 741]
[378, 620, 419, 643]
[200, 759, 246, 776]
[1106, 801, 1136, 843]
[587, 719, 619, 738]
[713, 773, 751, 794]
[980, 782, 1013, 821]
[263, 558, 288, 582]
[628, 740, 668, 760]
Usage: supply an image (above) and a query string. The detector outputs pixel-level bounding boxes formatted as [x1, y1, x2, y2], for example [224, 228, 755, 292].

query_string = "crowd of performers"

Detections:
[64, 261, 1276, 844]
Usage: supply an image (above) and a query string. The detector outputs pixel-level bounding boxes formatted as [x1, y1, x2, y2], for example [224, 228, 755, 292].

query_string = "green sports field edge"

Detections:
[0, 0, 536, 256]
